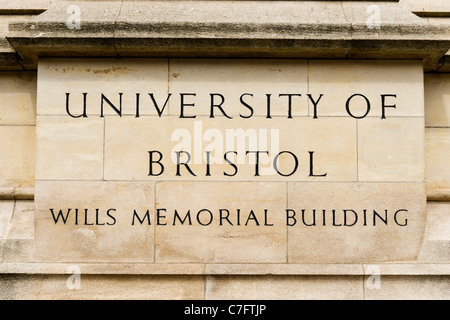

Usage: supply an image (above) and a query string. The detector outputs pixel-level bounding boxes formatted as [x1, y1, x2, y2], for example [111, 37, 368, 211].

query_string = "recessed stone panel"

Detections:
[33, 58, 427, 267]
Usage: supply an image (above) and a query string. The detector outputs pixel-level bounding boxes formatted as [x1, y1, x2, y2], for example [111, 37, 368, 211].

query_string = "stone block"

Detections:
[426, 128, 450, 189]
[358, 118, 425, 182]
[0, 72, 36, 125]
[309, 60, 424, 118]
[35, 116, 103, 180]
[33, 180, 155, 262]
[287, 182, 426, 263]
[0, 126, 35, 188]
[205, 275, 364, 300]
[425, 74, 450, 127]
[168, 59, 308, 117]
[0, 274, 205, 300]
[155, 182, 287, 263]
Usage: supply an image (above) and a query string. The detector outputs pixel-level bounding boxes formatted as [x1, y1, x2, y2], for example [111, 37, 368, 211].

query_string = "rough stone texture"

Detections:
[359, 118, 425, 182]
[4, 1, 449, 71]
[424, 73, 450, 200]
[417, 202, 450, 263]
[400, 0, 450, 17]
[0, 72, 36, 193]
[37, 58, 168, 116]
[6, 200, 34, 240]
[104, 116, 358, 182]
[425, 202, 450, 241]
[205, 275, 364, 300]
[0, 16, 25, 70]
[0, 273, 448, 300]
[0, 274, 205, 300]
[169, 59, 308, 117]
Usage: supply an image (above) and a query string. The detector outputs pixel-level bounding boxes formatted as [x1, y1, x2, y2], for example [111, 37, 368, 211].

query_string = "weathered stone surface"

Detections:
[5, 1, 449, 70]
[418, 241, 450, 263]
[362, 264, 450, 276]
[0, 274, 205, 300]
[168, 59, 308, 117]
[2, 239, 35, 263]
[400, 0, 450, 16]
[1, 262, 449, 277]
[205, 275, 364, 300]
[309, 60, 424, 117]
[0, 0, 448, 302]
[417, 202, 450, 263]
[35, 116, 103, 180]
[0, 16, 24, 70]
[155, 182, 287, 263]
[364, 275, 450, 300]
[428, 18, 450, 27]
[426, 128, 450, 190]
[33, 58, 429, 267]
[34, 181, 155, 262]
[0, 0, 53, 12]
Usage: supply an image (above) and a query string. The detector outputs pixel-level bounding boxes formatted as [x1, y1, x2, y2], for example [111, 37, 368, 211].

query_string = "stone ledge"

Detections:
[1, 189, 446, 202]
[400, 0, 450, 18]
[0, 263, 449, 276]
[4, 0, 450, 71]
[427, 189, 450, 201]
[0, 188, 34, 200]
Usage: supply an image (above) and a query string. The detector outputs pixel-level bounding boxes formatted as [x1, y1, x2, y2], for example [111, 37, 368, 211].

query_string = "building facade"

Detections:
[0, 0, 449, 300]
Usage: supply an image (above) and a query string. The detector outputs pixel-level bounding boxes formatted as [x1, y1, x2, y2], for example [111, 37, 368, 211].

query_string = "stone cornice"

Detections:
[0, 262, 449, 276]
[0, 1, 448, 70]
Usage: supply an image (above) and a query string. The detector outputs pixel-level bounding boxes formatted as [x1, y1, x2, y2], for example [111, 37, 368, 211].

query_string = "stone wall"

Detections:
[0, 0, 449, 300]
